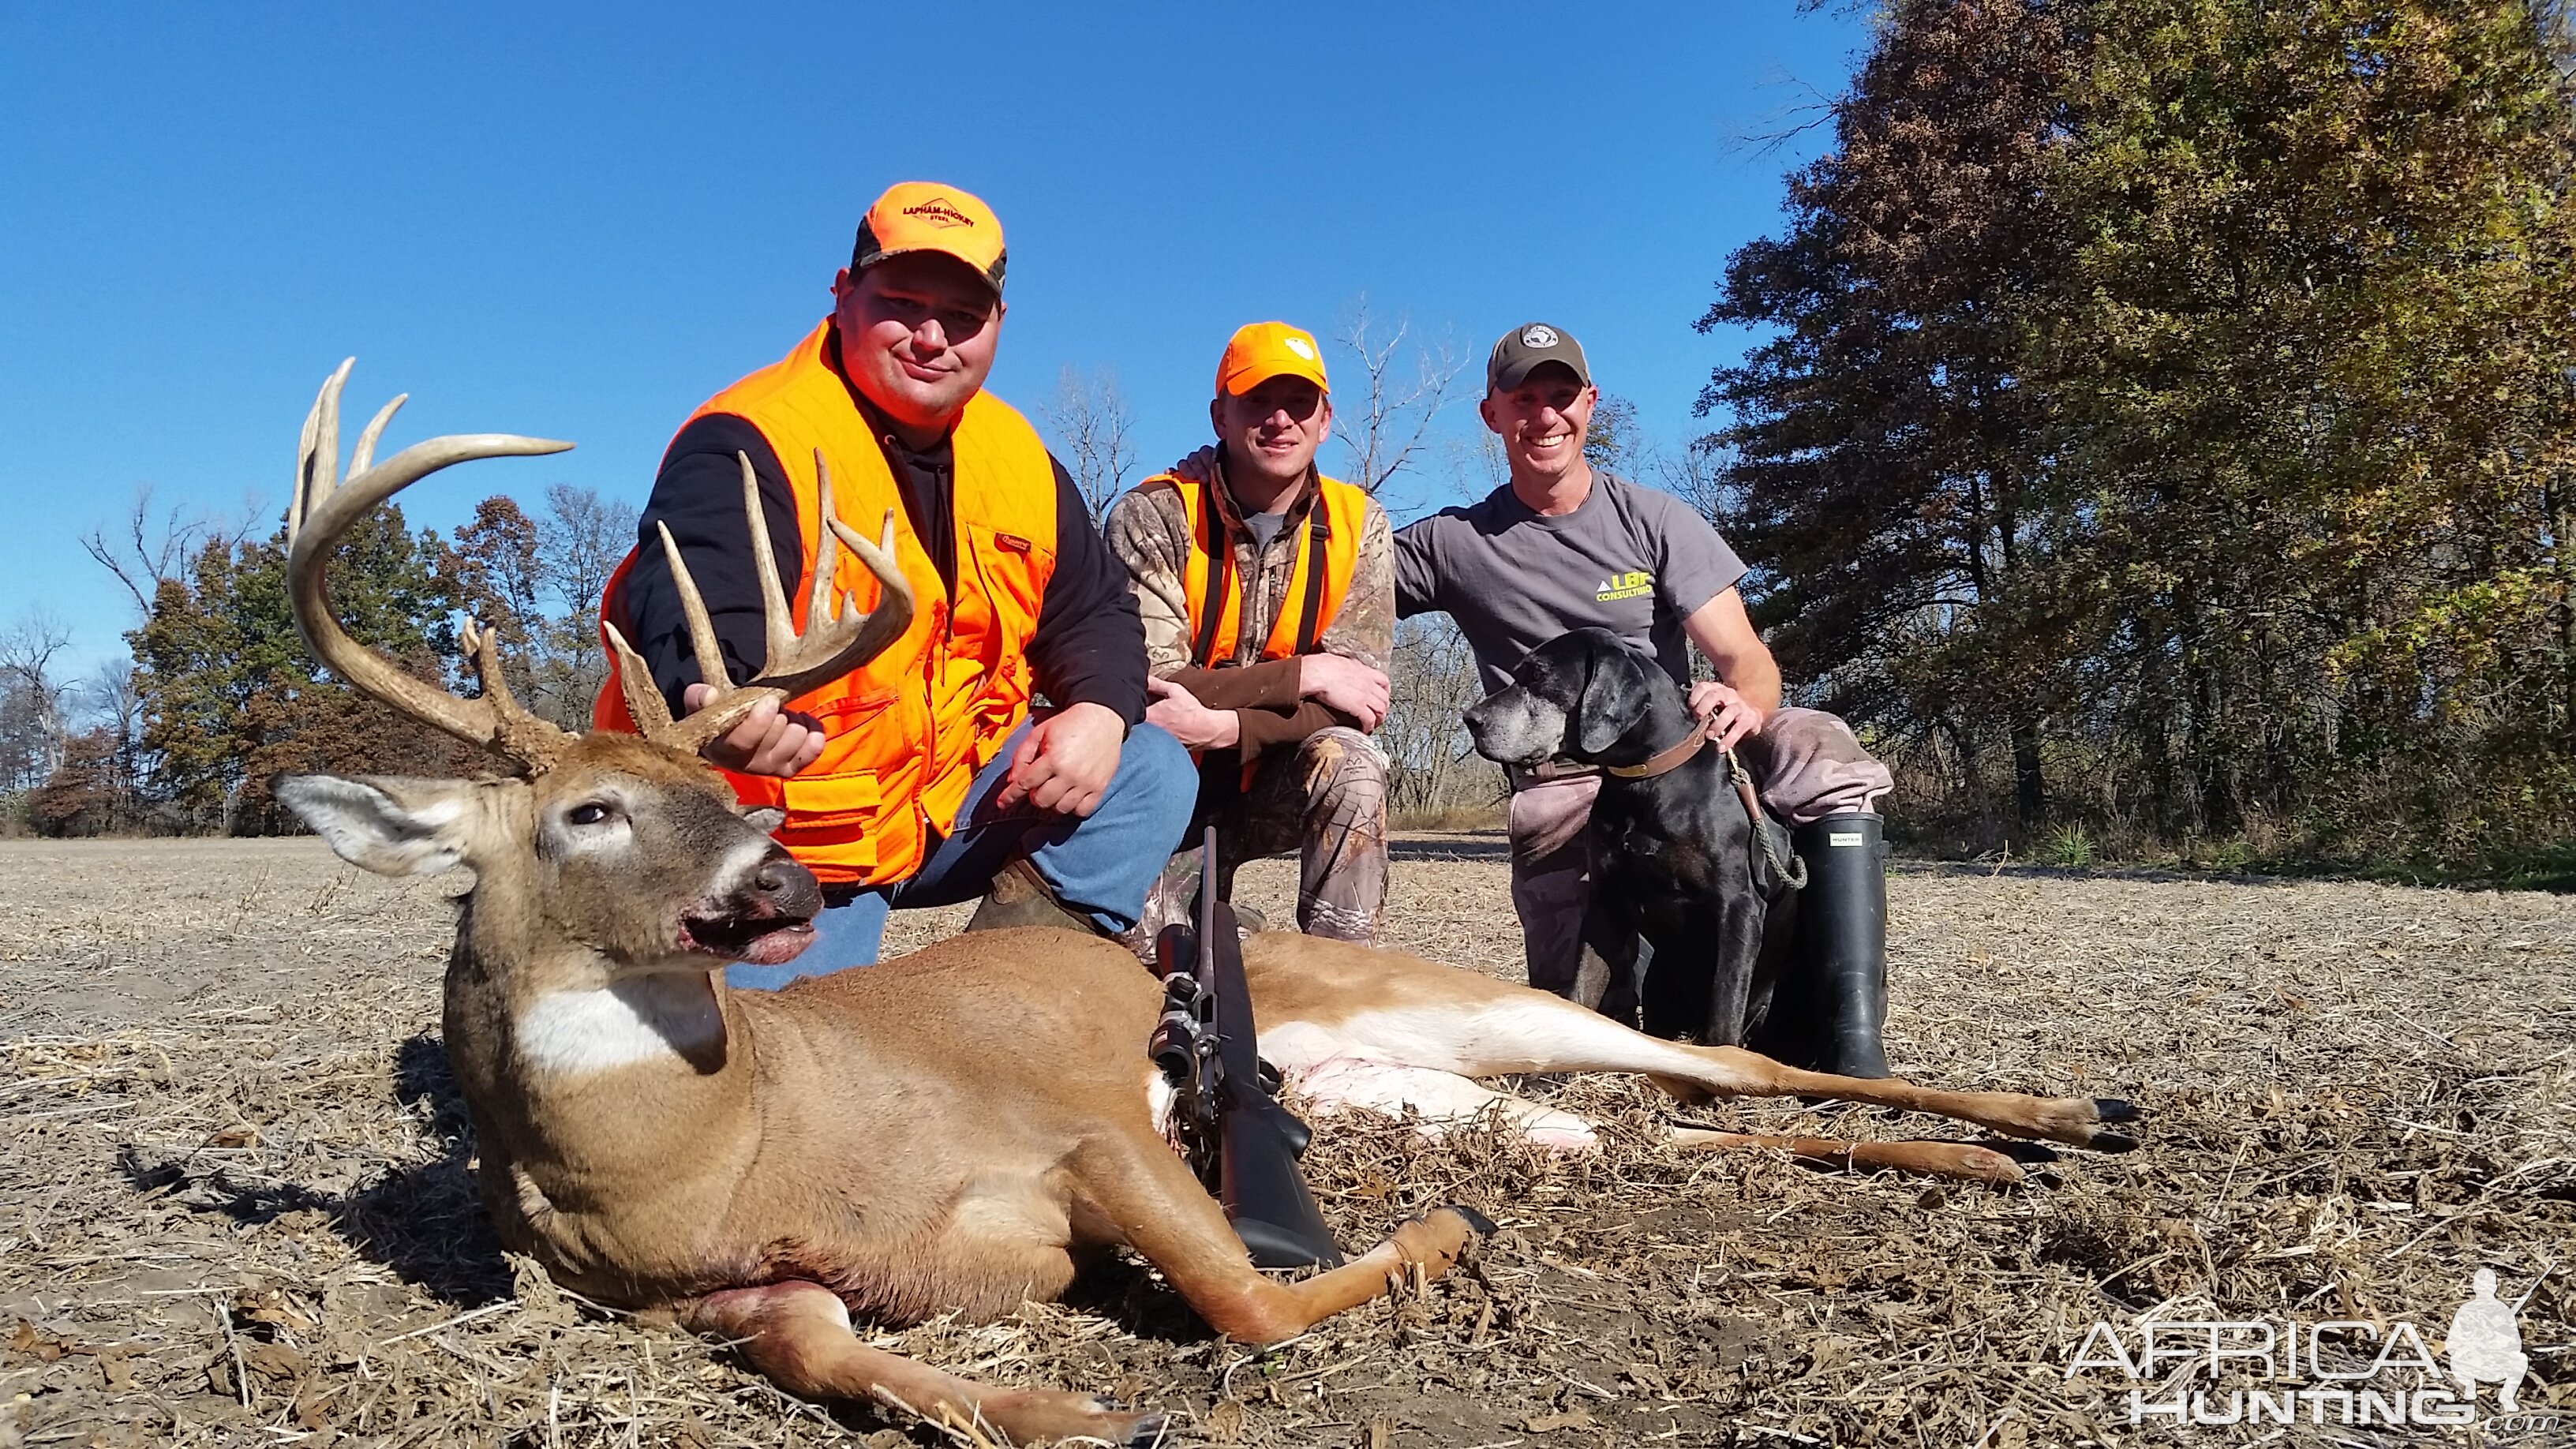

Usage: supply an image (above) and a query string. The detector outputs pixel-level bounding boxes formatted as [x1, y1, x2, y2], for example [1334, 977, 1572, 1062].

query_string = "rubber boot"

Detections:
[1784, 812, 1891, 1079]
[964, 858, 1099, 935]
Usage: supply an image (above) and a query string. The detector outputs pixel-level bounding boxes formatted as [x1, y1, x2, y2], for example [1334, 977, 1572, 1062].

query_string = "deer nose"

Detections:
[751, 849, 822, 918]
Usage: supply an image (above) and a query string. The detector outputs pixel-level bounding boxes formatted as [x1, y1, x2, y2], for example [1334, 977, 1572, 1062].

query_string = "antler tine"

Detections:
[738, 451, 800, 672]
[655, 451, 915, 754]
[601, 620, 681, 739]
[651, 519, 736, 707]
[350, 392, 406, 477]
[752, 450, 914, 697]
[285, 360, 580, 773]
[289, 359, 355, 551]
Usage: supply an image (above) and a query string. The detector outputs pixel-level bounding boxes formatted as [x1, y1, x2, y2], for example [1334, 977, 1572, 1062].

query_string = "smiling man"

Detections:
[595, 182, 1193, 981]
[1394, 322, 1898, 1075]
[1108, 322, 1395, 943]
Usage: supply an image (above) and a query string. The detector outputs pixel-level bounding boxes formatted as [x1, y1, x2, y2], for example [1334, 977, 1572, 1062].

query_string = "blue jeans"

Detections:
[728, 718, 1196, 989]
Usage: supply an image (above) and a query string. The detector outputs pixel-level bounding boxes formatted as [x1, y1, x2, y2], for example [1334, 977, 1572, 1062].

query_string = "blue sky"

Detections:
[0, 2, 1864, 683]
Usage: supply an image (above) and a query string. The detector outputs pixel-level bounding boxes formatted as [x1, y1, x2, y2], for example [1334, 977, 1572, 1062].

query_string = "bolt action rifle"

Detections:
[1148, 826, 1343, 1269]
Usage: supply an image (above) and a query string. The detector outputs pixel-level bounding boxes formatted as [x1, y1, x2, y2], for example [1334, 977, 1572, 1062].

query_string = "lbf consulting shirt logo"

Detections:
[2064, 1268, 2556, 1432]
[1594, 569, 1654, 603]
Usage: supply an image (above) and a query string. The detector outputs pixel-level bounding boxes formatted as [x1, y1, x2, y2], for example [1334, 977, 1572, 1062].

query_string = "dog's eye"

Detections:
[566, 802, 615, 827]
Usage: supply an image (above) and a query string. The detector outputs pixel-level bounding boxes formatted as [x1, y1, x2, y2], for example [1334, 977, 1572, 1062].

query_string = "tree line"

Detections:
[18, 0, 2568, 878]
[1702, 0, 2576, 877]
[13, 485, 635, 836]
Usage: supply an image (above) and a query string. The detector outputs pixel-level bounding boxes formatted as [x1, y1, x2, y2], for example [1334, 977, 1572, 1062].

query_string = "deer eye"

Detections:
[566, 801, 615, 827]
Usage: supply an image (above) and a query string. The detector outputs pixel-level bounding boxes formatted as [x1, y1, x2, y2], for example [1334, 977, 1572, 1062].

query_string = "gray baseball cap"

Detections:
[1486, 321, 1592, 392]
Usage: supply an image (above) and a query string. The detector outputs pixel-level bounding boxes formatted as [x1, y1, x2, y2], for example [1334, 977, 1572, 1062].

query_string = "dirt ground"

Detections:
[2, 835, 2570, 1447]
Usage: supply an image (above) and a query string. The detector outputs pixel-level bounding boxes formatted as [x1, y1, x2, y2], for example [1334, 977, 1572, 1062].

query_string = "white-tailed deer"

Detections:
[273, 363, 2141, 1447]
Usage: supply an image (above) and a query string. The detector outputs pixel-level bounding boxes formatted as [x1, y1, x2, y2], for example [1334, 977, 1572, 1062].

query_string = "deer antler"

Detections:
[601, 449, 914, 754]
[286, 359, 579, 773]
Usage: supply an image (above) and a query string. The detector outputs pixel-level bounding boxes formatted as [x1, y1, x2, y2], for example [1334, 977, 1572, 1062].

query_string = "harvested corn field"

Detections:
[2, 836, 2569, 1447]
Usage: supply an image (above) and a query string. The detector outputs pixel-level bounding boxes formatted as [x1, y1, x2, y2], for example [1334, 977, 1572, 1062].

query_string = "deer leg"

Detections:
[1297, 1058, 1601, 1150]
[690, 1282, 1162, 1447]
[1667, 1127, 2030, 1184]
[1075, 1132, 1491, 1346]
[1294, 984, 2138, 1151]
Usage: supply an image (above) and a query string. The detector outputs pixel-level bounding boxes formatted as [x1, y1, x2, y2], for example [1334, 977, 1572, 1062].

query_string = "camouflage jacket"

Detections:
[1106, 447, 1394, 762]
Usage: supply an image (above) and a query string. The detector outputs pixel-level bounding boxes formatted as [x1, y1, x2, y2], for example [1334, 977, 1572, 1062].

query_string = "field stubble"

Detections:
[1, 836, 2569, 1447]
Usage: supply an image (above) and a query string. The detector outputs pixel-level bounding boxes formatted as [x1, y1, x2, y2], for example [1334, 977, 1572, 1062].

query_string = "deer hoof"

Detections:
[2093, 1098, 2141, 1124]
[1121, 1410, 1170, 1447]
[2088, 1130, 2140, 1153]
[1444, 1204, 1498, 1236]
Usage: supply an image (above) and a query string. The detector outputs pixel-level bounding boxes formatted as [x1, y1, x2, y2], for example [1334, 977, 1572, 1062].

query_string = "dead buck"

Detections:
[272, 363, 2142, 1446]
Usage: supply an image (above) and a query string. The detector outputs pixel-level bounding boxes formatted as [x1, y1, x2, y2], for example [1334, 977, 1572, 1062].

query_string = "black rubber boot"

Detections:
[1784, 812, 1891, 1079]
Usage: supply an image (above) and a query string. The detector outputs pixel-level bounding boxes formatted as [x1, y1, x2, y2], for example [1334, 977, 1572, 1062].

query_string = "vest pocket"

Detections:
[777, 769, 882, 829]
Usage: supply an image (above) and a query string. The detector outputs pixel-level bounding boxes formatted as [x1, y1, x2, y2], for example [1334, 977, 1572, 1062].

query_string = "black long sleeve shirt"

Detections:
[619, 369, 1147, 728]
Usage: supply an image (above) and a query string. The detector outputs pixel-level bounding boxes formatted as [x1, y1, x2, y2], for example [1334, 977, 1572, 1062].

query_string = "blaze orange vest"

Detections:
[1174, 470, 1366, 667]
[595, 320, 1058, 886]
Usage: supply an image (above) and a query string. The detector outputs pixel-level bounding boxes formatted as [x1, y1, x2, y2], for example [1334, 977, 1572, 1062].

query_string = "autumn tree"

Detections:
[1702, 0, 2074, 826]
[1708, 0, 2576, 871]
[131, 507, 477, 832]
[2025, 0, 2576, 856]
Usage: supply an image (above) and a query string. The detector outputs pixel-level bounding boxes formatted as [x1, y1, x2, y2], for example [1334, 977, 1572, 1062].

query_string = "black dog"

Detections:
[1463, 628, 1803, 1044]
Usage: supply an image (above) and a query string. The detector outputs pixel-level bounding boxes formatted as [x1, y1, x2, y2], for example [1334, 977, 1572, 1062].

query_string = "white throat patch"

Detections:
[514, 975, 723, 1076]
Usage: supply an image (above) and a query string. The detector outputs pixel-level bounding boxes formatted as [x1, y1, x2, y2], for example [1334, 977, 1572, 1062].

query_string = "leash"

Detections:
[1598, 706, 1808, 892]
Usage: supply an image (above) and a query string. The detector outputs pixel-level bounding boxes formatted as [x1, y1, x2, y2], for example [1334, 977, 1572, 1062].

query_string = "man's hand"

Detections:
[1687, 680, 1765, 751]
[1299, 653, 1391, 732]
[1145, 676, 1239, 751]
[996, 701, 1126, 817]
[687, 684, 826, 777]
[1168, 444, 1218, 485]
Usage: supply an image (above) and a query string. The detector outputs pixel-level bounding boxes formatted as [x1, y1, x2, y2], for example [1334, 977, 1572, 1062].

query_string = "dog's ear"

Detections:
[1575, 646, 1653, 756]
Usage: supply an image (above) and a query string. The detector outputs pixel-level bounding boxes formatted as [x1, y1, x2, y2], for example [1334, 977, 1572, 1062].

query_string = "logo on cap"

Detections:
[902, 197, 975, 228]
[1521, 324, 1560, 348]
[1284, 336, 1315, 360]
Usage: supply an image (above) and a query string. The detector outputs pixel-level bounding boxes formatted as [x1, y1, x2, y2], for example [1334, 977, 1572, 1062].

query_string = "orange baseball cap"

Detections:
[851, 182, 1007, 293]
[1214, 321, 1329, 397]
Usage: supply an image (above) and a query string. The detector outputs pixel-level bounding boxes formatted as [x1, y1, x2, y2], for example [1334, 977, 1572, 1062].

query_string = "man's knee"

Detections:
[1296, 726, 1387, 812]
[1112, 722, 1200, 818]
[1750, 707, 1892, 826]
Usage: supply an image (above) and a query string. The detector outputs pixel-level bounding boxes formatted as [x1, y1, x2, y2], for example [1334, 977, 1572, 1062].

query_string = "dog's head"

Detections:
[1465, 627, 1668, 767]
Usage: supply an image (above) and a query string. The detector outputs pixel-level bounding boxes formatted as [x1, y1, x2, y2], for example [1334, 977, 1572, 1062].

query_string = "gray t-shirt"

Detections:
[1241, 509, 1288, 555]
[1395, 472, 1747, 693]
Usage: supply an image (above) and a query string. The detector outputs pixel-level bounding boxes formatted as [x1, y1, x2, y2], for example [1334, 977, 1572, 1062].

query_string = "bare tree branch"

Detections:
[80, 485, 215, 616]
[1040, 365, 1139, 526]
[1333, 297, 1466, 495]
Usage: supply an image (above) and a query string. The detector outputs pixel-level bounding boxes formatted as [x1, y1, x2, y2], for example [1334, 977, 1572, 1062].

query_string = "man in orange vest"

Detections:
[597, 182, 1196, 983]
[1106, 323, 1395, 943]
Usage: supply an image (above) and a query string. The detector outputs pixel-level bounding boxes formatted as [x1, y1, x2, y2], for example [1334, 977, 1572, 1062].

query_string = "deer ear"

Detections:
[1575, 647, 1652, 757]
[271, 774, 485, 878]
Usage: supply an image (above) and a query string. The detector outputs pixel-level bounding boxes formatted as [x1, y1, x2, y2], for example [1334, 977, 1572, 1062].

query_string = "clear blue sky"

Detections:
[0, 2, 1863, 683]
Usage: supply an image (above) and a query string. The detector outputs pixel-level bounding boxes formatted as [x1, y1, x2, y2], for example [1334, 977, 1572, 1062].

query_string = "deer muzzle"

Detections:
[679, 849, 824, 967]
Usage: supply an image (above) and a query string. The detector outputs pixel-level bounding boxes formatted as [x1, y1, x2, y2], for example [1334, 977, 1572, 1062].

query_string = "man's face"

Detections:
[1209, 375, 1332, 486]
[1480, 364, 1595, 485]
[832, 253, 1004, 434]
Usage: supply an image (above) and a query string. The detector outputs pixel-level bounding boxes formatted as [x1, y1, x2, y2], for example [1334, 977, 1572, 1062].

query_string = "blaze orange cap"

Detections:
[1214, 321, 1329, 397]
[851, 182, 1007, 294]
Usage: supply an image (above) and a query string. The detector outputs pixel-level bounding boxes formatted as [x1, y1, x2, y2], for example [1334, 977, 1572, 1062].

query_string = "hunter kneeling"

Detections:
[1109, 321, 1396, 945]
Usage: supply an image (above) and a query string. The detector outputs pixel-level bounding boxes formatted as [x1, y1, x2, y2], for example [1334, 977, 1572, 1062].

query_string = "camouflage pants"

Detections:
[1134, 726, 1390, 949]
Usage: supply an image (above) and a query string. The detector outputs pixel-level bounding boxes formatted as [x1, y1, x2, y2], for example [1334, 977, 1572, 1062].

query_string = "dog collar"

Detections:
[1601, 714, 1715, 781]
